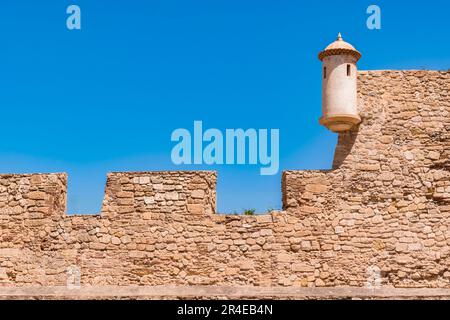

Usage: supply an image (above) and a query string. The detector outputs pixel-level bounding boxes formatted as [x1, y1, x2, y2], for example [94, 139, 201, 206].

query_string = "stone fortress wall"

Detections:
[0, 70, 449, 289]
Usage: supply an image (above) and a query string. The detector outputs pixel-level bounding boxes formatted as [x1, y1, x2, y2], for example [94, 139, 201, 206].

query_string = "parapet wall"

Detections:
[1, 70, 449, 289]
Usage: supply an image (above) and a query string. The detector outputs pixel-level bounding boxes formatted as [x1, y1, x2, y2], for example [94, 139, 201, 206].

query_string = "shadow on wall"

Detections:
[332, 128, 359, 169]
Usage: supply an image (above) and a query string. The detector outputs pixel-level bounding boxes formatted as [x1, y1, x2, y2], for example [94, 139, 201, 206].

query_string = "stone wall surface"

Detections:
[0, 70, 449, 290]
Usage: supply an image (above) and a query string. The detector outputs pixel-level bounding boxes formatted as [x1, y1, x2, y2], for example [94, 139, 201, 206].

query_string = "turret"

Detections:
[318, 33, 362, 132]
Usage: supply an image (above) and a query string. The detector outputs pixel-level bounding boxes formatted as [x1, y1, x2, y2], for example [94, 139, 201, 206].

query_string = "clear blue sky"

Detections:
[0, 0, 448, 213]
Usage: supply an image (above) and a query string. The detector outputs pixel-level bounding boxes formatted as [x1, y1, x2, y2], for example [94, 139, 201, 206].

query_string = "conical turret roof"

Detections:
[318, 33, 361, 61]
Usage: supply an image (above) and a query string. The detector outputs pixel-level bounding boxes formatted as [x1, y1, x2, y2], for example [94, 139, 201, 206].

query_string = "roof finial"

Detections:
[337, 32, 343, 41]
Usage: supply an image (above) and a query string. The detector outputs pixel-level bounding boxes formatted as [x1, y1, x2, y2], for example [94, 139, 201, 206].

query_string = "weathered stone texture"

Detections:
[0, 70, 449, 290]
[283, 70, 450, 287]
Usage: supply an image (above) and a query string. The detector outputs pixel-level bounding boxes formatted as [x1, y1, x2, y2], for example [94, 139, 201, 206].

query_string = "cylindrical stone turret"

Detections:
[318, 33, 362, 132]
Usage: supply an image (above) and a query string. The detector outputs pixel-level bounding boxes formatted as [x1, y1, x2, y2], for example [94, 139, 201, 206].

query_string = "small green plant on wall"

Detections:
[243, 209, 256, 216]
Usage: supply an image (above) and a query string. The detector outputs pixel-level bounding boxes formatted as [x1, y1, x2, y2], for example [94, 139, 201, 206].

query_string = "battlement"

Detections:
[0, 171, 216, 217]
[1, 70, 449, 290]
